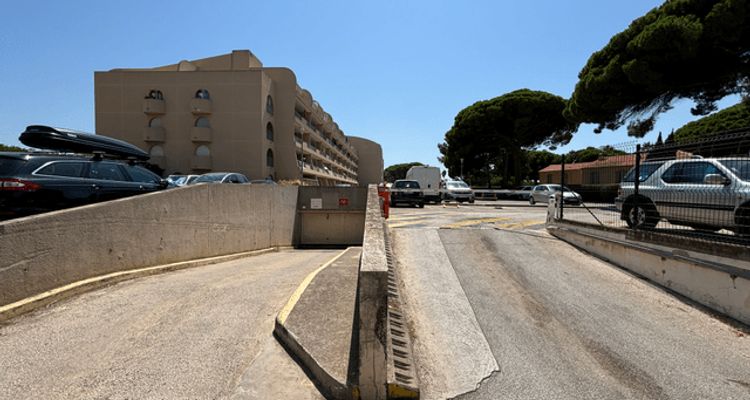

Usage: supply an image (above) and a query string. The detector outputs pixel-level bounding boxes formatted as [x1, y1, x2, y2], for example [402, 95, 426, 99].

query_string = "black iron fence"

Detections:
[554, 128, 750, 245]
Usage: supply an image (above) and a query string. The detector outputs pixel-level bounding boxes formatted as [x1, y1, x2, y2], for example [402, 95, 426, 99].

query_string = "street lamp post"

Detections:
[460, 158, 464, 180]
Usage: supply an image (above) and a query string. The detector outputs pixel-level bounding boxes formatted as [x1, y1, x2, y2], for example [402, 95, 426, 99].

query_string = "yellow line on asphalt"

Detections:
[388, 220, 428, 228]
[277, 248, 350, 325]
[441, 216, 511, 229]
[495, 220, 546, 229]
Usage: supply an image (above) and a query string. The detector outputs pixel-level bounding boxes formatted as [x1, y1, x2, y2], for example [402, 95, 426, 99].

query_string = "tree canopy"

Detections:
[384, 162, 424, 182]
[565, 0, 750, 137]
[438, 89, 577, 186]
[672, 100, 750, 141]
[0, 144, 26, 152]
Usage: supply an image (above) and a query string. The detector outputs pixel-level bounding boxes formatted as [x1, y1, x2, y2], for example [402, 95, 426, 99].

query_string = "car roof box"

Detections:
[19, 125, 149, 161]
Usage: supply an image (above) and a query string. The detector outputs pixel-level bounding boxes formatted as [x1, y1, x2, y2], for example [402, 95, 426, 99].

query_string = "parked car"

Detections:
[529, 184, 582, 205]
[0, 152, 167, 219]
[442, 180, 475, 203]
[390, 180, 425, 208]
[512, 186, 533, 200]
[167, 174, 199, 187]
[615, 157, 750, 235]
[405, 166, 442, 203]
[191, 172, 249, 184]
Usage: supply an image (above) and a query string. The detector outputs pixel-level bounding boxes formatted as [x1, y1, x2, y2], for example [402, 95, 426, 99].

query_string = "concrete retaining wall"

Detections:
[358, 185, 388, 400]
[0, 184, 298, 306]
[547, 221, 750, 326]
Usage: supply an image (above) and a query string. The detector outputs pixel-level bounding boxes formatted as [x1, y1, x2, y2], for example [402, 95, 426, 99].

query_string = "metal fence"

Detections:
[554, 128, 750, 246]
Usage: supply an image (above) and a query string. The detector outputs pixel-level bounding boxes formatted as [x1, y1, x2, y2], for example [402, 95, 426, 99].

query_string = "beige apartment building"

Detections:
[94, 50, 383, 186]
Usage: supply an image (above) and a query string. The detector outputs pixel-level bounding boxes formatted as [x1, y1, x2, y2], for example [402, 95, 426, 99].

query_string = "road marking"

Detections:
[494, 219, 546, 230]
[389, 214, 438, 222]
[388, 220, 428, 228]
[440, 217, 511, 229]
[276, 248, 350, 325]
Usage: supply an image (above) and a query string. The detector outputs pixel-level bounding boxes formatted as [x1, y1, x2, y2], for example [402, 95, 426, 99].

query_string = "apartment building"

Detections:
[94, 50, 383, 186]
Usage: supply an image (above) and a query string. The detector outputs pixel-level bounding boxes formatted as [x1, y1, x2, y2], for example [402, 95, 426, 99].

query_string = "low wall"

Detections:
[546, 199, 750, 325]
[0, 184, 298, 306]
[358, 185, 388, 400]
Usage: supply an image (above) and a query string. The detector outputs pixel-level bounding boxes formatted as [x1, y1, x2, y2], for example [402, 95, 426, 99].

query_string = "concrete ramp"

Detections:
[391, 228, 498, 399]
[274, 247, 362, 399]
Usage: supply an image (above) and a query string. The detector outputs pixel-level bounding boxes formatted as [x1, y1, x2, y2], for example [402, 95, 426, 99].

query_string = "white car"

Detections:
[529, 184, 582, 205]
[442, 180, 475, 203]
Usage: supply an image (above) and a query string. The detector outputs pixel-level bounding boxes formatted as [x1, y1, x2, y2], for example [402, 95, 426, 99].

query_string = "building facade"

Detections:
[95, 50, 383, 186]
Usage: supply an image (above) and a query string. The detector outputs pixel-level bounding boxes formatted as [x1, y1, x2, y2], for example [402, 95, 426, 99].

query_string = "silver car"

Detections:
[442, 180, 475, 203]
[615, 157, 750, 235]
[529, 184, 582, 205]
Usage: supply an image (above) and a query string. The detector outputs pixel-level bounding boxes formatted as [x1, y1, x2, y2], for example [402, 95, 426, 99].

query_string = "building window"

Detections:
[195, 117, 210, 128]
[149, 145, 164, 157]
[266, 149, 274, 168]
[195, 145, 210, 157]
[195, 89, 210, 99]
[266, 95, 274, 115]
[266, 122, 274, 141]
[148, 117, 162, 128]
[145, 90, 163, 100]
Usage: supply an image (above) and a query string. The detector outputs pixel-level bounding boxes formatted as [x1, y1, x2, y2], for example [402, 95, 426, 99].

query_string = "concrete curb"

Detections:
[273, 249, 356, 400]
[0, 247, 279, 323]
[547, 223, 750, 325]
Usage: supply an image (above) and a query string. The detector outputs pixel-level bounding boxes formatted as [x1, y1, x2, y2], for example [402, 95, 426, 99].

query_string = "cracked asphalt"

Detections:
[390, 204, 750, 399]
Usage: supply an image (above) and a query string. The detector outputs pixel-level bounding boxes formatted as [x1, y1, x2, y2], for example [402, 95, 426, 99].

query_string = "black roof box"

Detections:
[19, 125, 149, 161]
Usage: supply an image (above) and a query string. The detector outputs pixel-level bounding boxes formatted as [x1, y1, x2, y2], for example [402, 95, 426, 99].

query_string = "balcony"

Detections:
[191, 155, 212, 170]
[149, 156, 166, 168]
[142, 127, 165, 142]
[190, 98, 212, 115]
[143, 98, 165, 115]
[190, 127, 212, 142]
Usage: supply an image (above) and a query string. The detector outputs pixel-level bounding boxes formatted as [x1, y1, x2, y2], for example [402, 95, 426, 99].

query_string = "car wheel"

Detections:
[469, 199, 475, 204]
[529, 196, 536, 205]
[625, 201, 659, 229]
[418, 202, 425, 208]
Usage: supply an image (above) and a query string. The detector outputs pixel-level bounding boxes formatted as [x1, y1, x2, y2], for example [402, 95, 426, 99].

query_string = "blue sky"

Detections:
[0, 0, 740, 168]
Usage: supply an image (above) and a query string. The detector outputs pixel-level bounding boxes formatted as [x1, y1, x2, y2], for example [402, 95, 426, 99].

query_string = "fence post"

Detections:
[633, 144, 641, 229]
[560, 154, 565, 220]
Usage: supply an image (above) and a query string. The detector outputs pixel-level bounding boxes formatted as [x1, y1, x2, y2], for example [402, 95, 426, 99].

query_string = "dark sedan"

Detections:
[390, 180, 425, 208]
[0, 152, 166, 219]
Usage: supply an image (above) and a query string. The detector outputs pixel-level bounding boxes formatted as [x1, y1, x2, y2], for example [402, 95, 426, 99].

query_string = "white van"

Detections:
[406, 166, 442, 203]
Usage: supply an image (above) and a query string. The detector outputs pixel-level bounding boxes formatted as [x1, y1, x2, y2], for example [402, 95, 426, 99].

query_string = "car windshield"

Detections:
[718, 159, 750, 181]
[194, 174, 225, 183]
[622, 162, 664, 182]
[547, 185, 574, 192]
[447, 182, 469, 188]
[394, 181, 420, 189]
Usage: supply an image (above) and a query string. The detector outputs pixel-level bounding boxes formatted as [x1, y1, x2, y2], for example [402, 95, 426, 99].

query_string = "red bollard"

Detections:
[377, 184, 390, 219]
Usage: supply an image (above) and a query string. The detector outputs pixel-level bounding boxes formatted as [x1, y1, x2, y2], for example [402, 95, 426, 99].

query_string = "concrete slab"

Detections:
[275, 247, 362, 400]
[230, 337, 324, 400]
[392, 228, 499, 400]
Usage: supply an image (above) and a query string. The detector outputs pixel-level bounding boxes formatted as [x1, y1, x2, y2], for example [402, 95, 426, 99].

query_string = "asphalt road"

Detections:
[390, 204, 750, 400]
[0, 250, 335, 400]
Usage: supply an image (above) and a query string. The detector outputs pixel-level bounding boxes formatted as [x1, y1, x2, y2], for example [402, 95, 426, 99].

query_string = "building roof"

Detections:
[539, 154, 636, 172]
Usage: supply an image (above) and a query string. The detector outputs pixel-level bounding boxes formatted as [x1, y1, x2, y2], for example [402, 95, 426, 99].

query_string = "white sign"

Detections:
[310, 198, 323, 209]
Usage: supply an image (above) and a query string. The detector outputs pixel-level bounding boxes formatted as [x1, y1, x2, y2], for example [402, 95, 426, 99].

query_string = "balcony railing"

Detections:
[190, 155, 212, 170]
[190, 98, 212, 115]
[142, 127, 165, 142]
[190, 127, 212, 142]
[143, 98, 165, 115]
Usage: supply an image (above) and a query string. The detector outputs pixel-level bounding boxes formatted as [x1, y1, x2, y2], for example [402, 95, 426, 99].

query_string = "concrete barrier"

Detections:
[0, 184, 298, 306]
[358, 185, 388, 400]
[546, 201, 750, 325]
